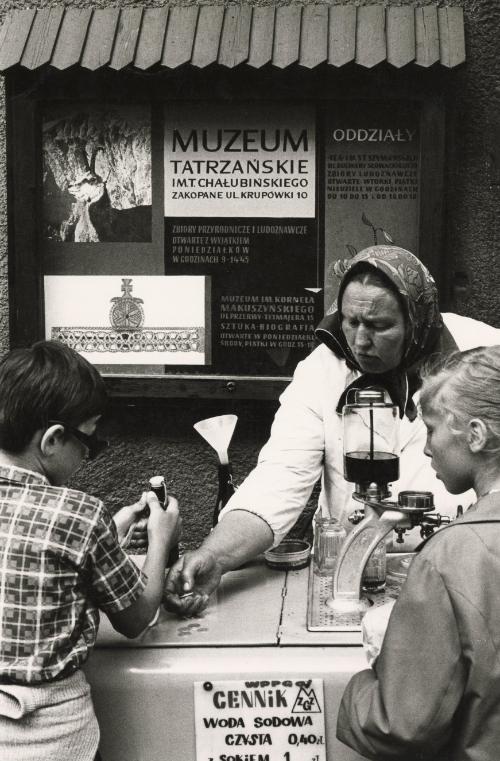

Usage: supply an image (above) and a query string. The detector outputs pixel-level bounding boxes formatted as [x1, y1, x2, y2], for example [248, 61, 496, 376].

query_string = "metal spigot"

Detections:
[419, 513, 451, 539]
[395, 527, 406, 543]
[348, 508, 365, 525]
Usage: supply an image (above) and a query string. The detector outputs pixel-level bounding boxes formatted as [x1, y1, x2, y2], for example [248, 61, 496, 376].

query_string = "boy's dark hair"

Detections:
[0, 340, 107, 453]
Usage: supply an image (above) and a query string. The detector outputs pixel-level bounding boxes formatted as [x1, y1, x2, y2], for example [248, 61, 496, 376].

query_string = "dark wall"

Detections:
[442, 0, 500, 322]
[69, 397, 278, 549]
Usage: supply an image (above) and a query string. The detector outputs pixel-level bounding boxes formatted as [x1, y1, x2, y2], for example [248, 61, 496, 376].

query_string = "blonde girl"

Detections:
[337, 345, 500, 761]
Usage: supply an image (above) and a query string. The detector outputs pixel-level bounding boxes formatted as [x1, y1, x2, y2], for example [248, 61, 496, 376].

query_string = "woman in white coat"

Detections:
[165, 245, 500, 614]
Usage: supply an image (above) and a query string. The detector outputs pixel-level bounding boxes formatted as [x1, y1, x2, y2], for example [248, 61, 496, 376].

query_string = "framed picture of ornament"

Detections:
[44, 275, 209, 366]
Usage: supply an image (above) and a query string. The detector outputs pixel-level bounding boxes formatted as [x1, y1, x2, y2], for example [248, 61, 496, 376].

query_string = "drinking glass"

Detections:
[362, 539, 387, 592]
[314, 517, 347, 576]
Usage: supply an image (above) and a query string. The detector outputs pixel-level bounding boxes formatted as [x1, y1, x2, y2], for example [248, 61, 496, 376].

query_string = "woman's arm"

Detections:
[218, 348, 329, 546]
[165, 349, 331, 615]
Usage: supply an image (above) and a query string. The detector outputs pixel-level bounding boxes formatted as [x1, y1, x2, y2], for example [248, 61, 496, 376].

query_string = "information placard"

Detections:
[324, 101, 420, 309]
[165, 218, 320, 375]
[165, 102, 315, 218]
[34, 97, 434, 393]
[163, 101, 320, 377]
[194, 678, 327, 761]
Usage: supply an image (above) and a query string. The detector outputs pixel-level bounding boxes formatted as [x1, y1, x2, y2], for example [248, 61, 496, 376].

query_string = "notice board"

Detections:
[10, 91, 443, 399]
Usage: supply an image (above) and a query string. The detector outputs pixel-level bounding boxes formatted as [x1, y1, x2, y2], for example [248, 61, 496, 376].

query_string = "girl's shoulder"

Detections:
[417, 515, 500, 581]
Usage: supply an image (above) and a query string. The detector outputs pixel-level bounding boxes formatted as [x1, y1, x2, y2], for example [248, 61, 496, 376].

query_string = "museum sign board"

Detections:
[2, 2, 459, 398]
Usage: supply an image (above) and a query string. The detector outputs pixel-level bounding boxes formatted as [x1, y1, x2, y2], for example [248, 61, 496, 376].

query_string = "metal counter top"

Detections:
[96, 558, 286, 648]
[280, 567, 363, 647]
[95, 556, 364, 649]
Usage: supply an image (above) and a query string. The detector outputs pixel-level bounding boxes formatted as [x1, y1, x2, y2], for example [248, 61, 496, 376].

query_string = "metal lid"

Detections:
[398, 490, 434, 510]
[346, 387, 394, 407]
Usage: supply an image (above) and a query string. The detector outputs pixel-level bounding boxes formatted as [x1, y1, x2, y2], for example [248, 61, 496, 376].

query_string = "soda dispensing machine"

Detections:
[308, 387, 451, 631]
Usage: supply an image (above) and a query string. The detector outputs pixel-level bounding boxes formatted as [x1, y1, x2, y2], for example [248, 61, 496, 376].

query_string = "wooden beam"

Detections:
[272, 5, 301, 69]
[386, 6, 415, 68]
[21, 7, 64, 70]
[328, 5, 356, 67]
[51, 9, 92, 70]
[81, 8, 120, 70]
[356, 4, 386, 68]
[439, 7, 466, 68]
[109, 8, 143, 70]
[415, 5, 440, 67]
[0, 10, 36, 71]
[162, 6, 199, 68]
[135, 7, 169, 70]
[103, 374, 291, 400]
[191, 5, 225, 68]
[218, 5, 252, 68]
[300, 4, 328, 69]
[247, 6, 275, 68]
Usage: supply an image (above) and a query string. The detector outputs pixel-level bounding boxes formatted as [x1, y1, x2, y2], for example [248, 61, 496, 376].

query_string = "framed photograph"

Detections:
[43, 104, 152, 243]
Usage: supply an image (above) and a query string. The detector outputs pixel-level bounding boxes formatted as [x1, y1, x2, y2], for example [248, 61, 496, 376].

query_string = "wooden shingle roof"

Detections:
[0, 4, 466, 72]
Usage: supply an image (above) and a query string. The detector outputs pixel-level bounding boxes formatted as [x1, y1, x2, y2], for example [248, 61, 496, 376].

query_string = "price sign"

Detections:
[194, 678, 326, 761]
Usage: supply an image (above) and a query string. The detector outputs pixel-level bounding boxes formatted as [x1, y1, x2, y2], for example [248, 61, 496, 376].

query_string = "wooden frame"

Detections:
[7, 68, 445, 400]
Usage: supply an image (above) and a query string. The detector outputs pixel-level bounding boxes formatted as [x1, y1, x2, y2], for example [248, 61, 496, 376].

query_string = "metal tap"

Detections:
[348, 508, 365, 525]
[419, 513, 451, 539]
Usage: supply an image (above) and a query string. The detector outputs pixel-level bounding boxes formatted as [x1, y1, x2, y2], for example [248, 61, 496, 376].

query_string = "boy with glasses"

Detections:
[0, 340, 180, 761]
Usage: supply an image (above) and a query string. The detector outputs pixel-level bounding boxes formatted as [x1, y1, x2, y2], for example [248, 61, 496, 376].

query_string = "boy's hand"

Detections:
[146, 491, 181, 551]
[108, 494, 182, 639]
[361, 599, 396, 667]
[114, 494, 149, 548]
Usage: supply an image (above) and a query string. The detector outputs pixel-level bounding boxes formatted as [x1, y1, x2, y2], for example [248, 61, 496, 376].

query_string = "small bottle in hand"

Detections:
[148, 475, 180, 566]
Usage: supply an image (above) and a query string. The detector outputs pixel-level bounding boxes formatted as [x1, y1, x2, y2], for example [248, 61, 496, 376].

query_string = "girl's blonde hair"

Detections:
[420, 345, 500, 454]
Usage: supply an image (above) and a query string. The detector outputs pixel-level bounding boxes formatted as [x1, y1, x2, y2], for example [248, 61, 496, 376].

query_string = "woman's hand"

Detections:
[163, 548, 222, 616]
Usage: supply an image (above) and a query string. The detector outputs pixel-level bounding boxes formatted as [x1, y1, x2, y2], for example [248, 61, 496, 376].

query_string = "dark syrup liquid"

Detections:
[344, 451, 399, 484]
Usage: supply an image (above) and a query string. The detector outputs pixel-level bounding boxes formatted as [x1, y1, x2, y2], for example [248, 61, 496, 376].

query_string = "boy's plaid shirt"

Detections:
[0, 465, 146, 684]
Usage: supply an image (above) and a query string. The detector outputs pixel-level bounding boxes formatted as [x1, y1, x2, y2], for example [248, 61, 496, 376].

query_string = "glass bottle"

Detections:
[343, 388, 399, 488]
[149, 475, 180, 566]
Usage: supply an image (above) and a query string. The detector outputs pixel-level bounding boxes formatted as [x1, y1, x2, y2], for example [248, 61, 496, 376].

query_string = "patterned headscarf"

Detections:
[315, 245, 457, 419]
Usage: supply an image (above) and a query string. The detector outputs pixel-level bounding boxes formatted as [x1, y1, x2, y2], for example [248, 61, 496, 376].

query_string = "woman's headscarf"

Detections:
[315, 245, 457, 420]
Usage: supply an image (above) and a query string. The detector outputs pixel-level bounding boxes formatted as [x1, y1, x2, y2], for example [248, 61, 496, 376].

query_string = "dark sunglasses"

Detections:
[49, 420, 109, 461]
